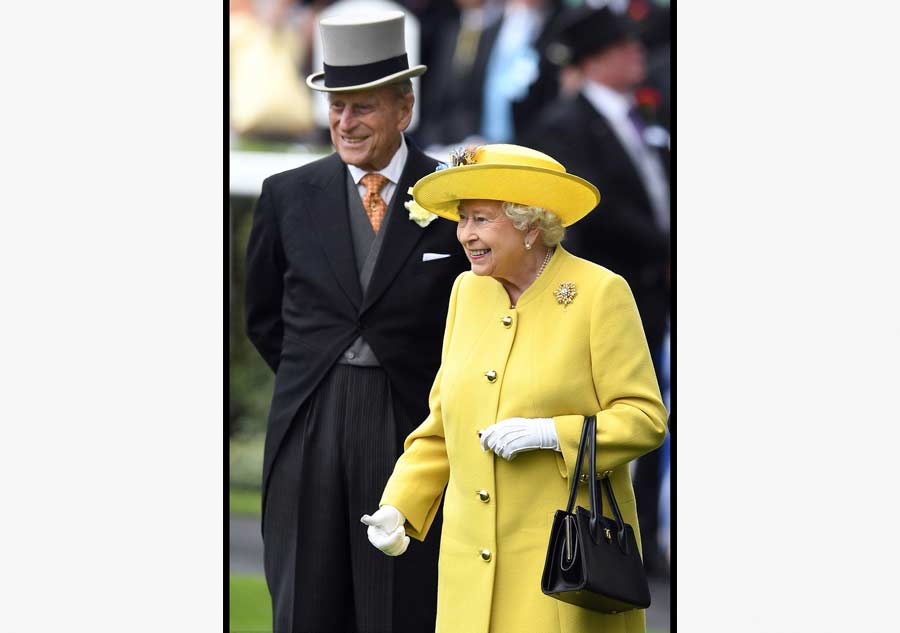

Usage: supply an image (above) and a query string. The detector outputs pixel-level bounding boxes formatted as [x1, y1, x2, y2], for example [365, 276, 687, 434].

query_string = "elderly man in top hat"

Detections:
[521, 5, 670, 576]
[245, 12, 467, 633]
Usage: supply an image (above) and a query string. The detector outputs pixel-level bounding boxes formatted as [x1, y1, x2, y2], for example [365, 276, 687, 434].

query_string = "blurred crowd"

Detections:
[230, 0, 671, 577]
[230, 0, 669, 150]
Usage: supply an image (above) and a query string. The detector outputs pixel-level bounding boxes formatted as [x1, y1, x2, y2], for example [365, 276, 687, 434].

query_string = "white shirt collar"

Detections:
[581, 80, 633, 122]
[347, 134, 408, 186]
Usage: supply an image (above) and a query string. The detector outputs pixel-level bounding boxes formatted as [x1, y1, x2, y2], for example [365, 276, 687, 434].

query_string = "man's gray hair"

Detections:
[502, 202, 565, 247]
[386, 79, 414, 100]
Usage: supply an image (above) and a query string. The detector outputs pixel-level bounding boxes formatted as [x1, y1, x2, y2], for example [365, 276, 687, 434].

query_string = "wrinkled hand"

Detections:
[361, 505, 409, 556]
[479, 417, 559, 461]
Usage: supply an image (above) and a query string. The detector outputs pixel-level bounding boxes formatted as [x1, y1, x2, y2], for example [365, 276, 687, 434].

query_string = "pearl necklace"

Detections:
[537, 247, 554, 278]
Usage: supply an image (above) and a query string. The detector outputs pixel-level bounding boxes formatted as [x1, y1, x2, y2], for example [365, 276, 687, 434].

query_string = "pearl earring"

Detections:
[525, 242, 532, 250]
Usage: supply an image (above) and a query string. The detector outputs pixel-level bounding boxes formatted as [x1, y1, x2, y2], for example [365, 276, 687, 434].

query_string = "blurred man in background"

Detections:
[245, 12, 467, 632]
[414, 0, 504, 148]
[521, 4, 670, 576]
[480, 0, 560, 143]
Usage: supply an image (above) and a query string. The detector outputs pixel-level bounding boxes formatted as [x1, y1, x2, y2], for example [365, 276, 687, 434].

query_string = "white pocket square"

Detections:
[422, 253, 451, 262]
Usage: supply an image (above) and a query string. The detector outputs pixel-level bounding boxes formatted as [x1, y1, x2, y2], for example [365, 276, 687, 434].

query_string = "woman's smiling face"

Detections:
[456, 199, 529, 280]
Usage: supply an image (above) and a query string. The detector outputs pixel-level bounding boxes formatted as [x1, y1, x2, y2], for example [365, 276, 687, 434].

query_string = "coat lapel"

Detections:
[304, 153, 363, 308]
[361, 142, 436, 313]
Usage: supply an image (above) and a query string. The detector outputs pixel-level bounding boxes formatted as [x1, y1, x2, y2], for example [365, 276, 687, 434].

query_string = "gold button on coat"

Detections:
[480, 549, 492, 562]
[478, 490, 490, 502]
[485, 370, 497, 383]
[501, 316, 513, 328]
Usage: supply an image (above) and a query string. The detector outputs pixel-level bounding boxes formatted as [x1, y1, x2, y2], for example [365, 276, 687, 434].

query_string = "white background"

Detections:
[1, 2, 224, 631]
[2, 1, 900, 631]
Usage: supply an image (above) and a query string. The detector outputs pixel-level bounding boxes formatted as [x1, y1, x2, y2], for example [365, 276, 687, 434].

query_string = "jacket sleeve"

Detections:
[244, 181, 286, 373]
[379, 274, 464, 541]
[553, 273, 668, 480]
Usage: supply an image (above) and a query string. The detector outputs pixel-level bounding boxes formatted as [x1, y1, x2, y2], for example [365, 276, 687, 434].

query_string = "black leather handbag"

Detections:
[540, 415, 652, 613]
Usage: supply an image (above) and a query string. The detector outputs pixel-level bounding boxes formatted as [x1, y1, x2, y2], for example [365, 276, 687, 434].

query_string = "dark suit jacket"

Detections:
[245, 140, 468, 510]
[520, 93, 669, 352]
[415, 15, 502, 147]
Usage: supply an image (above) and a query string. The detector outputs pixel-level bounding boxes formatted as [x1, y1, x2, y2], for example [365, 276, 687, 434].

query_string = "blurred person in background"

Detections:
[657, 321, 670, 567]
[521, 4, 670, 576]
[414, 0, 504, 149]
[480, 0, 561, 143]
[245, 12, 468, 632]
[362, 143, 667, 632]
[229, 0, 327, 142]
[632, 0, 670, 129]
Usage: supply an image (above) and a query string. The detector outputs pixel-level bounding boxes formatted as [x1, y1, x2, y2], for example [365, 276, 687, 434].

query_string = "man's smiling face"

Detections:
[328, 86, 413, 172]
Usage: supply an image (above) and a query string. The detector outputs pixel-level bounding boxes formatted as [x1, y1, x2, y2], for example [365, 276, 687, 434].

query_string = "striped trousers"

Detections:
[262, 364, 441, 633]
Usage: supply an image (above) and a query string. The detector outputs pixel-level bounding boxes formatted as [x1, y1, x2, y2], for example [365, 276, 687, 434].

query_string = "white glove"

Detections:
[360, 505, 409, 556]
[479, 417, 560, 461]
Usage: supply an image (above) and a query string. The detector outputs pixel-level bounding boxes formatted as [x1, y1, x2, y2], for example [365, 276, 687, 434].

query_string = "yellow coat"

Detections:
[381, 247, 667, 633]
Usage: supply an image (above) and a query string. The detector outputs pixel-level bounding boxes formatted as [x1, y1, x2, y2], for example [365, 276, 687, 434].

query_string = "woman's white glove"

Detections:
[479, 417, 560, 461]
[360, 505, 409, 556]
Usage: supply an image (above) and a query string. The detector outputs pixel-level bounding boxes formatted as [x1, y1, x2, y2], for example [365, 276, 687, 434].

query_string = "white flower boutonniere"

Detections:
[405, 187, 438, 228]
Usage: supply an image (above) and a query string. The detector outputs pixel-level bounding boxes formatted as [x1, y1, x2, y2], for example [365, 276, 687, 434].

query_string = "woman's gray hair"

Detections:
[502, 202, 565, 247]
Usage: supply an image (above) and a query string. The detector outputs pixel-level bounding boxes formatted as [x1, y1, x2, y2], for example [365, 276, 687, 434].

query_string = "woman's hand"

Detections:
[479, 417, 560, 460]
[361, 505, 409, 556]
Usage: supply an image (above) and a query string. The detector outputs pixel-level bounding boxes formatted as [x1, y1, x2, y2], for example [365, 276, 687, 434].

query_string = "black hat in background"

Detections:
[545, 5, 637, 67]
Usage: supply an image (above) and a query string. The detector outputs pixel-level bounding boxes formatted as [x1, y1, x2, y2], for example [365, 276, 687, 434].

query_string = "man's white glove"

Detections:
[360, 505, 409, 556]
[479, 417, 560, 461]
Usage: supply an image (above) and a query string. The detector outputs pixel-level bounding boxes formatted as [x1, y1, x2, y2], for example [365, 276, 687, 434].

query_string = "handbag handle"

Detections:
[565, 416, 629, 552]
[587, 416, 600, 538]
[564, 416, 593, 515]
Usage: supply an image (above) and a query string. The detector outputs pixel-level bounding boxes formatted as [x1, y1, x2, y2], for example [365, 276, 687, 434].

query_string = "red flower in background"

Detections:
[634, 85, 663, 127]
[628, 0, 651, 21]
[635, 86, 661, 109]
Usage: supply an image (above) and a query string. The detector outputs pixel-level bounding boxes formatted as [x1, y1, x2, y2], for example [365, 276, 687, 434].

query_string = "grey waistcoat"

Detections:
[337, 172, 394, 367]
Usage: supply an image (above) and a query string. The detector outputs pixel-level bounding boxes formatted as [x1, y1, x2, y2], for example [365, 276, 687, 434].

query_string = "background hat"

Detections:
[306, 12, 427, 92]
[548, 6, 637, 67]
[412, 144, 600, 227]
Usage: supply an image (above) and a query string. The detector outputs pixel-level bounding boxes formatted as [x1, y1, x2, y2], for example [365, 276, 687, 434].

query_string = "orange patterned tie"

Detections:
[361, 173, 389, 233]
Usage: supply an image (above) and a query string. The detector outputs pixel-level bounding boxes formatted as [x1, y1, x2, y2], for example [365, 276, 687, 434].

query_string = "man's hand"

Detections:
[361, 505, 409, 556]
[479, 417, 560, 461]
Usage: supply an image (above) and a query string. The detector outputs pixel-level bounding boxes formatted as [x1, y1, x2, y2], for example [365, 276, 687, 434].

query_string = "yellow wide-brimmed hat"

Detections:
[412, 144, 600, 226]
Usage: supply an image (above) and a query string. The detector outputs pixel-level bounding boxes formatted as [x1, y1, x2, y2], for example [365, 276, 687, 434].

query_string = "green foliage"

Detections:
[230, 196, 274, 438]
[230, 435, 265, 491]
[232, 137, 332, 155]
[229, 574, 272, 632]
[230, 487, 262, 517]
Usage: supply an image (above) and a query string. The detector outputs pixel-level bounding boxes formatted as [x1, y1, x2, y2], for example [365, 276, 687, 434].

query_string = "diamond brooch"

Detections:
[553, 282, 577, 309]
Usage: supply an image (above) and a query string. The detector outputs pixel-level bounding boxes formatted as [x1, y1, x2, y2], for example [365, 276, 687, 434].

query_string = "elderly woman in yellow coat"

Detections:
[361, 144, 667, 633]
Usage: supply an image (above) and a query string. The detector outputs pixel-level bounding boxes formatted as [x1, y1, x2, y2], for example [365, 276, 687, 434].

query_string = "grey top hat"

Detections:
[306, 11, 427, 92]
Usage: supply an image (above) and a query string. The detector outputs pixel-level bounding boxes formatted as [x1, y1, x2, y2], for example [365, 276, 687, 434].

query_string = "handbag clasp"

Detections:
[604, 527, 612, 542]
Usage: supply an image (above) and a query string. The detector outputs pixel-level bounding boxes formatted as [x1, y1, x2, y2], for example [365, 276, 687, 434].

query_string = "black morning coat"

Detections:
[245, 138, 468, 518]
[521, 93, 670, 354]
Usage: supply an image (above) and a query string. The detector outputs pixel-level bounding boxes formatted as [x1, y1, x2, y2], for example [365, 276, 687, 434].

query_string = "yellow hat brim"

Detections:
[412, 163, 600, 226]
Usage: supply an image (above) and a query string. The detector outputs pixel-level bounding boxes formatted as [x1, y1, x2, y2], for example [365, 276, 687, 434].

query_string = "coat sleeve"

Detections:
[244, 181, 287, 373]
[553, 273, 668, 480]
[379, 273, 464, 541]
